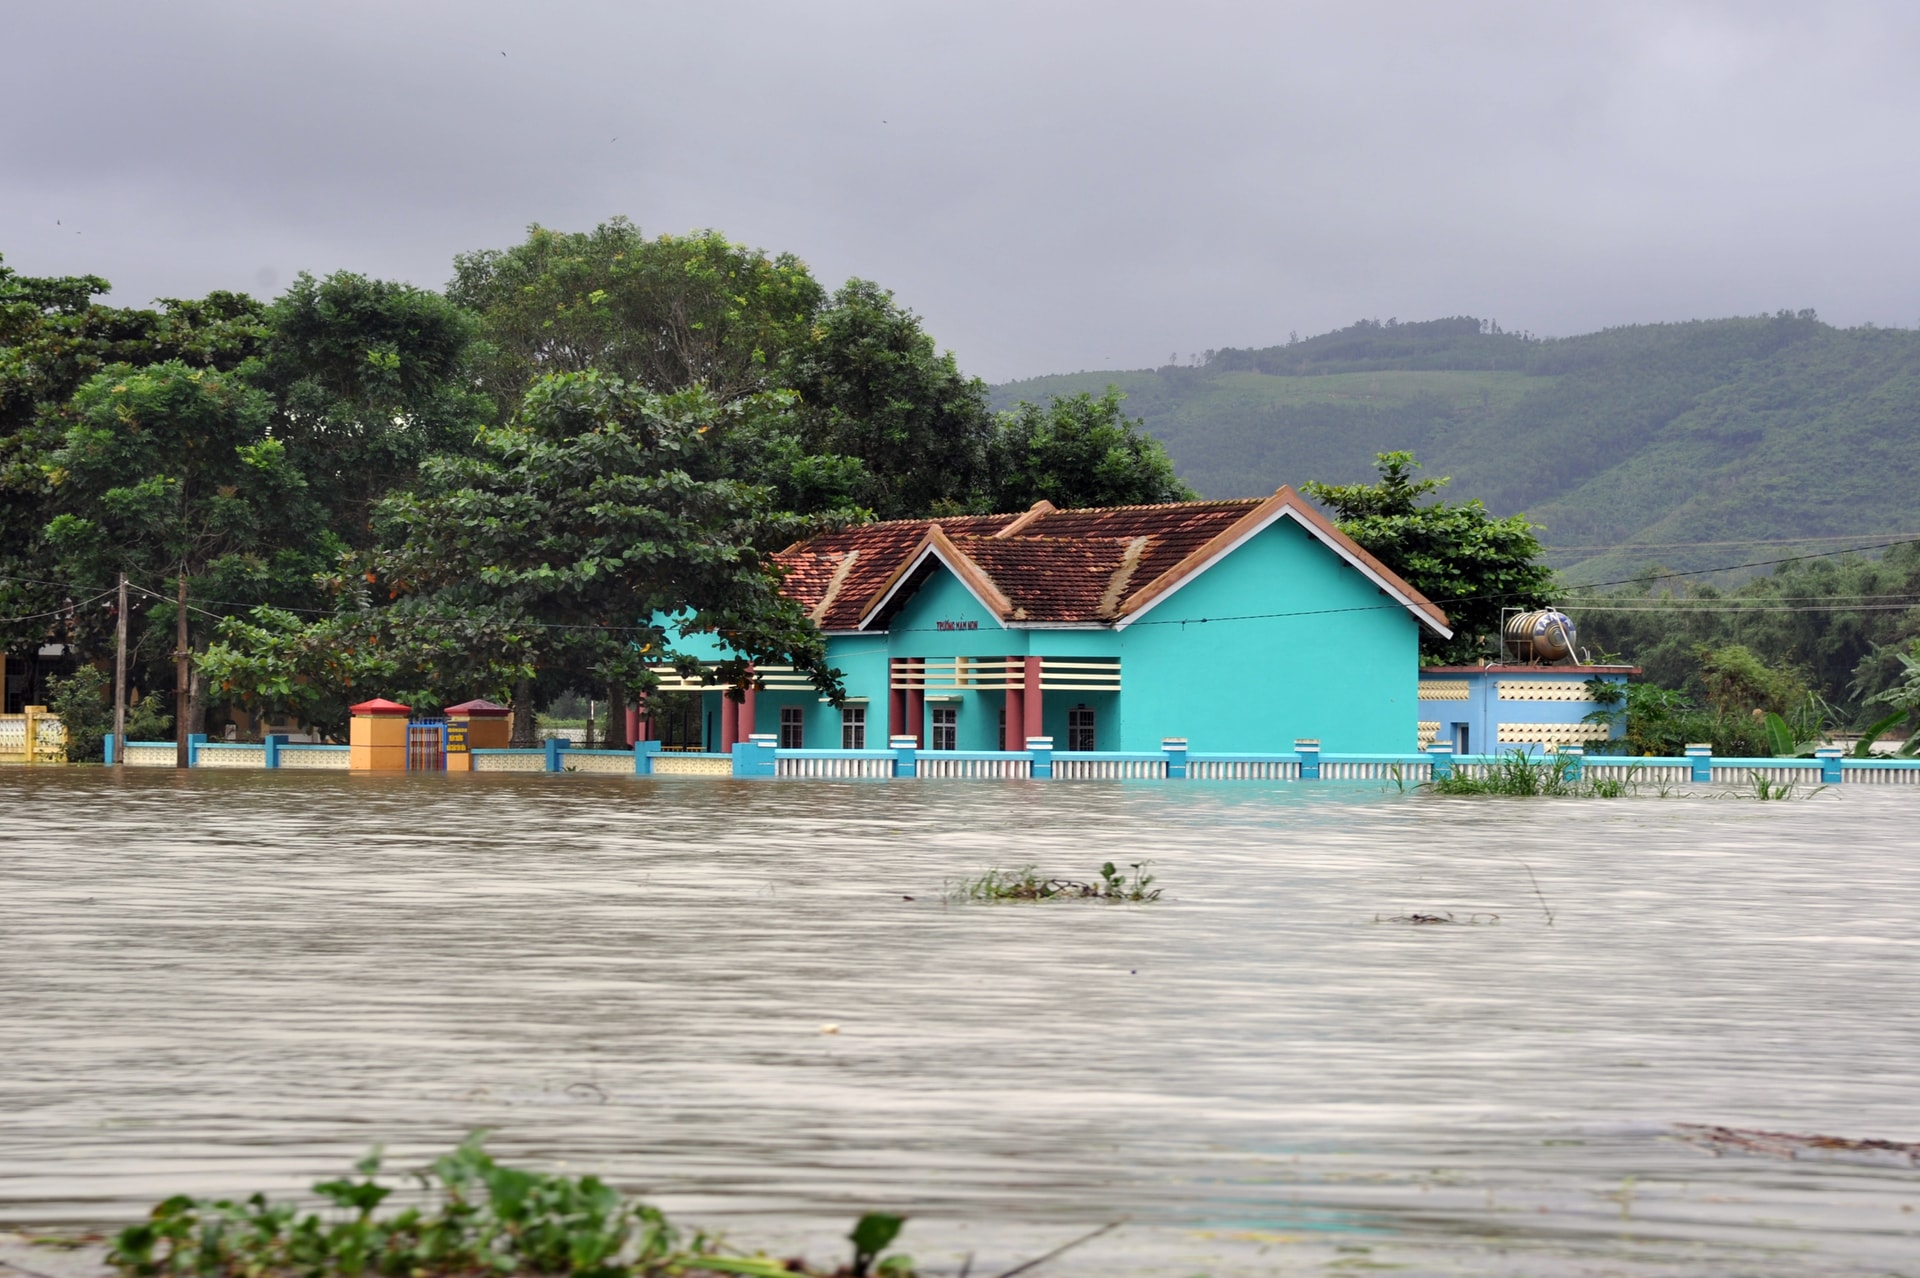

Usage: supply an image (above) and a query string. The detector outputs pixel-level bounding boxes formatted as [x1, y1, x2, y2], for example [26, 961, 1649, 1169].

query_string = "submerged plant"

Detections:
[108, 1135, 912, 1278]
[1743, 771, 1825, 801]
[1424, 750, 1639, 798]
[955, 862, 1161, 903]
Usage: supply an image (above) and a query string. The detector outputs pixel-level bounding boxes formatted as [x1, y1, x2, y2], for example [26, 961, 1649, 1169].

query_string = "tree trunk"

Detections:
[187, 667, 209, 739]
[605, 682, 629, 750]
[510, 676, 536, 747]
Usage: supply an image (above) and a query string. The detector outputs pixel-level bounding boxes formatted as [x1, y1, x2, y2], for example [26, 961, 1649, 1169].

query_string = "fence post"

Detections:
[890, 734, 918, 778]
[264, 733, 285, 770]
[1026, 736, 1053, 779]
[545, 735, 564, 773]
[1161, 737, 1188, 780]
[1295, 738, 1320, 780]
[21, 705, 39, 767]
[1425, 741, 1453, 778]
[103, 732, 116, 766]
[748, 732, 778, 778]
[635, 739, 660, 776]
[1815, 745, 1843, 784]
[1685, 743, 1712, 783]
[188, 732, 207, 768]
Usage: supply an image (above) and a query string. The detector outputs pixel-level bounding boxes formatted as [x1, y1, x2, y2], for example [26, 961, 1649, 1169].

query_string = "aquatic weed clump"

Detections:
[954, 861, 1161, 903]
[1425, 750, 1635, 798]
[108, 1135, 913, 1278]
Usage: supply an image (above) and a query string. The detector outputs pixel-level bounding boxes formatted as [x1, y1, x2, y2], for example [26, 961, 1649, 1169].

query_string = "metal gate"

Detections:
[407, 719, 446, 771]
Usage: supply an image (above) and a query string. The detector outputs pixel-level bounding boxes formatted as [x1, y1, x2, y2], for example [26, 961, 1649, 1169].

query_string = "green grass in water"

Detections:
[109, 1135, 912, 1278]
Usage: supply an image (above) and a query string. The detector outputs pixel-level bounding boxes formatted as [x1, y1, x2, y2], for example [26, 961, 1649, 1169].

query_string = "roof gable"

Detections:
[857, 524, 1013, 630]
[1115, 486, 1452, 638]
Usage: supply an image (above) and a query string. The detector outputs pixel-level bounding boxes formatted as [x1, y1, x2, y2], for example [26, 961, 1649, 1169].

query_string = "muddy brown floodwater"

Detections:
[2, 769, 1918, 1276]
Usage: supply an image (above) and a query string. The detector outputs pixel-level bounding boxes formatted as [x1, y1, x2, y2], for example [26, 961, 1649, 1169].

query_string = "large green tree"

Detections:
[356, 371, 841, 743]
[986, 388, 1192, 510]
[451, 223, 992, 520]
[253, 271, 490, 542]
[1, 256, 266, 660]
[43, 361, 319, 733]
[449, 219, 824, 411]
[784, 279, 995, 518]
[1304, 451, 1554, 664]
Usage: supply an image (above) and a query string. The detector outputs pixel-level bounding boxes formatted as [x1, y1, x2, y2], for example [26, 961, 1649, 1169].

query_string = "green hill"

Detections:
[991, 315, 1920, 584]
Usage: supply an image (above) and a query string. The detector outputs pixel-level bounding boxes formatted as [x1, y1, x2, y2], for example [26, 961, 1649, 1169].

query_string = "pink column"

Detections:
[1022, 656, 1043, 742]
[1004, 662, 1024, 751]
[720, 693, 738, 751]
[889, 660, 906, 740]
[905, 658, 924, 746]
[740, 668, 758, 739]
[625, 706, 640, 744]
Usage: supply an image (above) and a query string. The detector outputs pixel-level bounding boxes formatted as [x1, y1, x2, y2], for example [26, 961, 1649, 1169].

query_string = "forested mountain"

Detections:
[992, 315, 1920, 584]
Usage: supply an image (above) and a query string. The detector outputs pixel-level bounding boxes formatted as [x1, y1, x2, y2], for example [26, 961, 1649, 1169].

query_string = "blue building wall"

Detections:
[1417, 666, 1632, 756]
[1111, 517, 1418, 753]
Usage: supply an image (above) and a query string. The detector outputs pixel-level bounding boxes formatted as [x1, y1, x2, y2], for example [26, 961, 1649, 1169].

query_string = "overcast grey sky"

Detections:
[5, 1, 1918, 381]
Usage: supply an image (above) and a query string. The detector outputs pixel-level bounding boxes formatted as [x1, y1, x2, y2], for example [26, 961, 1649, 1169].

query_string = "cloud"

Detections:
[4, 0, 1918, 380]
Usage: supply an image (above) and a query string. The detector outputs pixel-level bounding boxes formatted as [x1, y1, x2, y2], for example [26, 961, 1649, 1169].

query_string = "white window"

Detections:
[1068, 704, 1096, 751]
[841, 705, 866, 750]
[779, 706, 804, 749]
[931, 706, 958, 751]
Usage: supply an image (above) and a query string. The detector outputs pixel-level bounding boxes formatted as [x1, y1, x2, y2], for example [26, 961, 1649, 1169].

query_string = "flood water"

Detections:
[2, 769, 1917, 1276]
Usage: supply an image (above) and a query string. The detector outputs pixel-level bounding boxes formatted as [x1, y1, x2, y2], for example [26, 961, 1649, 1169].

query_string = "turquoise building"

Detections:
[646, 488, 1451, 755]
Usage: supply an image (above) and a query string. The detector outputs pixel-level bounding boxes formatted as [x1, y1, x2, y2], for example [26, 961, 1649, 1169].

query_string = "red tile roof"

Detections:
[772, 490, 1450, 636]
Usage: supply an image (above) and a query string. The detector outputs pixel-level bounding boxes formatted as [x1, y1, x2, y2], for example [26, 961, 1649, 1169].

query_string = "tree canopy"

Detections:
[986, 388, 1191, 511]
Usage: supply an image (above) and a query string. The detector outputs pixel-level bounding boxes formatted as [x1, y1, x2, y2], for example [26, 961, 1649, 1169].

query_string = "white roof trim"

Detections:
[856, 543, 1008, 632]
[1114, 501, 1453, 638]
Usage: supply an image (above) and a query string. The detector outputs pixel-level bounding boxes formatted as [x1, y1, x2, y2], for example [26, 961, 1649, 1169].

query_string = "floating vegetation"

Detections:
[955, 861, 1161, 903]
[1375, 912, 1500, 926]
[108, 1135, 915, 1278]
[1425, 750, 1636, 799]
[1675, 1123, 1920, 1168]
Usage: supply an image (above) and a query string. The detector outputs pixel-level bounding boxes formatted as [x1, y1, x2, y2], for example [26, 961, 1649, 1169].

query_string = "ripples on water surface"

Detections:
[2, 770, 1917, 1275]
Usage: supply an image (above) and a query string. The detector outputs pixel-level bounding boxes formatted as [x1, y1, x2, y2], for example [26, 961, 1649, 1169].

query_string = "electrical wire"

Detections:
[0, 588, 118, 625]
[1569, 602, 1920, 614]
[25, 532, 1920, 642]
[1541, 531, 1920, 554]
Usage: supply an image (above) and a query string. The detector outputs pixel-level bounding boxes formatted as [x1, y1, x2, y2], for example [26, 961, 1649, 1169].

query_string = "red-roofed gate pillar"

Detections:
[1023, 657, 1043, 743]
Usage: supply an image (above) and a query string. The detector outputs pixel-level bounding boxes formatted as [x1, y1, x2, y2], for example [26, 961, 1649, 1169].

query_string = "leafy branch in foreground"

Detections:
[954, 861, 1161, 902]
[107, 1136, 912, 1278]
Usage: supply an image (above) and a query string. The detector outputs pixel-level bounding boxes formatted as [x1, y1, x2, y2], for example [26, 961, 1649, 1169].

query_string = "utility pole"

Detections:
[175, 573, 189, 769]
[113, 572, 128, 767]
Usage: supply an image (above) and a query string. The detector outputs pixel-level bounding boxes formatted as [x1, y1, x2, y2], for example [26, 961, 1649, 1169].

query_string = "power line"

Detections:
[0, 588, 118, 625]
[1569, 602, 1920, 615]
[22, 532, 1920, 646]
[1542, 531, 1920, 554]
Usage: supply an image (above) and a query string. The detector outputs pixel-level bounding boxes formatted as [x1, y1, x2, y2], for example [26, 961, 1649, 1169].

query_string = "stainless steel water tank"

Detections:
[1504, 610, 1578, 663]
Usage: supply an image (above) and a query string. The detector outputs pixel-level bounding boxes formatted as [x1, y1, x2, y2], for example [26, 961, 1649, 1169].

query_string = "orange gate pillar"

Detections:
[443, 698, 511, 772]
[348, 698, 411, 772]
